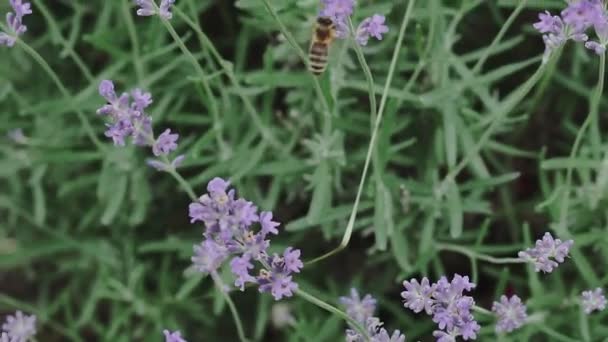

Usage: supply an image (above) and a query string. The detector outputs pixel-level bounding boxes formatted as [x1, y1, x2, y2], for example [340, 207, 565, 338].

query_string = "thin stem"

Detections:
[171, 8, 282, 150]
[295, 288, 371, 341]
[166, 166, 197, 201]
[15, 39, 106, 151]
[558, 52, 606, 233]
[436, 243, 526, 265]
[472, 0, 528, 74]
[258, 0, 332, 130]
[158, 18, 229, 154]
[472, 305, 493, 315]
[210, 272, 249, 342]
[122, 0, 145, 82]
[308, 1, 416, 263]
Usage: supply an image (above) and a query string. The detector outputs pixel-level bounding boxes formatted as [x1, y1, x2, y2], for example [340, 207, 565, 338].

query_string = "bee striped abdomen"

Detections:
[309, 42, 329, 75]
[308, 16, 335, 76]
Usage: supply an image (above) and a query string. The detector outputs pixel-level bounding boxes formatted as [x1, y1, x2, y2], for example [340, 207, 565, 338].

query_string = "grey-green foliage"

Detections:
[1, 0, 608, 341]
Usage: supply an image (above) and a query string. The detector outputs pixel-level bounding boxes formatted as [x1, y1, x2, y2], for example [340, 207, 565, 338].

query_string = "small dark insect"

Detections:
[308, 16, 336, 76]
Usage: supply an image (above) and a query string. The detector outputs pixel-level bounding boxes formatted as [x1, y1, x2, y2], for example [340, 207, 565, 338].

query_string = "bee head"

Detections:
[317, 16, 334, 26]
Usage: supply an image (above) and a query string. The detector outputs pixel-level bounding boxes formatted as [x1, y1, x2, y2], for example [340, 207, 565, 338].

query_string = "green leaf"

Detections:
[306, 161, 332, 223]
[446, 180, 463, 238]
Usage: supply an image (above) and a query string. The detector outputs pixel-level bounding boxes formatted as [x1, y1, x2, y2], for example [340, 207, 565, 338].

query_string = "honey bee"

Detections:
[308, 16, 336, 76]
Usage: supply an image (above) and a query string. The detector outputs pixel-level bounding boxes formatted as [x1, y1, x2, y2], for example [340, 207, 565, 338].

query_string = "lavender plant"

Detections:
[3, 0, 608, 341]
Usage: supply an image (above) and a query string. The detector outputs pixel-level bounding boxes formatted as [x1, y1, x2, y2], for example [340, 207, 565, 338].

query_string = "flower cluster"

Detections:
[401, 275, 480, 341]
[163, 329, 187, 342]
[189, 177, 303, 300]
[340, 288, 405, 342]
[581, 288, 607, 314]
[319, 0, 388, 45]
[534, 0, 608, 62]
[1, 311, 36, 342]
[135, 0, 175, 20]
[0, 0, 32, 47]
[491, 295, 527, 333]
[517, 232, 573, 273]
[96, 80, 183, 171]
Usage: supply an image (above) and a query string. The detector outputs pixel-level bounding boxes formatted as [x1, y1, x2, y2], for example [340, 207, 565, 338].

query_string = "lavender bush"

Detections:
[2, 0, 608, 340]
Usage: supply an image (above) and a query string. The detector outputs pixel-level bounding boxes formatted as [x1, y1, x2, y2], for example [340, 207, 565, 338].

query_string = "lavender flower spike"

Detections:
[135, 0, 175, 20]
[517, 232, 573, 273]
[1, 311, 36, 342]
[401, 277, 435, 315]
[356, 14, 389, 46]
[0, 0, 33, 47]
[163, 330, 187, 342]
[492, 295, 527, 333]
[581, 288, 607, 314]
[152, 129, 179, 156]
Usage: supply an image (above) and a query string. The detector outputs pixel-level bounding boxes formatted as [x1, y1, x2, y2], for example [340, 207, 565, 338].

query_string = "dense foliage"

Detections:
[2, 0, 608, 341]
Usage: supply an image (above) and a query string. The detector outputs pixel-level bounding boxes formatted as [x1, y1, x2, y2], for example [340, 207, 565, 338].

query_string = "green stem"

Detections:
[307, 1, 417, 263]
[158, 18, 229, 155]
[210, 272, 249, 342]
[258, 0, 332, 132]
[558, 52, 605, 233]
[295, 288, 370, 341]
[472, 305, 493, 315]
[436, 243, 526, 265]
[15, 39, 106, 151]
[171, 8, 282, 150]
[166, 166, 197, 201]
[472, 0, 528, 74]
[122, 0, 145, 82]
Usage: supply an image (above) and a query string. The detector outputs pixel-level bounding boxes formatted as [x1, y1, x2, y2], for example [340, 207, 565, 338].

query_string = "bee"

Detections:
[308, 16, 336, 76]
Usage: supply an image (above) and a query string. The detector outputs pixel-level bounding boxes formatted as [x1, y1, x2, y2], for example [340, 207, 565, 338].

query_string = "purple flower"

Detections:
[1, 311, 36, 342]
[257, 248, 302, 300]
[356, 14, 389, 46]
[585, 40, 606, 54]
[319, 0, 354, 19]
[1, 0, 32, 47]
[163, 330, 187, 342]
[104, 119, 133, 146]
[135, 0, 174, 20]
[282, 247, 303, 273]
[533, 11, 563, 34]
[152, 129, 179, 156]
[492, 295, 527, 333]
[372, 329, 406, 342]
[401, 274, 479, 341]
[401, 277, 436, 314]
[433, 330, 457, 342]
[257, 271, 298, 300]
[581, 288, 607, 314]
[518, 232, 573, 273]
[95, 80, 182, 169]
[189, 178, 302, 299]
[131, 88, 153, 111]
[230, 255, 255, 290]
[135, 0, 155, 16]
[240, 232, 269, 260]
[191, 239, 229, 274]
[561, 0, 604, 33]
[159, 0, 175, 20]
[259, 211, 280, 236]
[340, 288, 377, 323]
